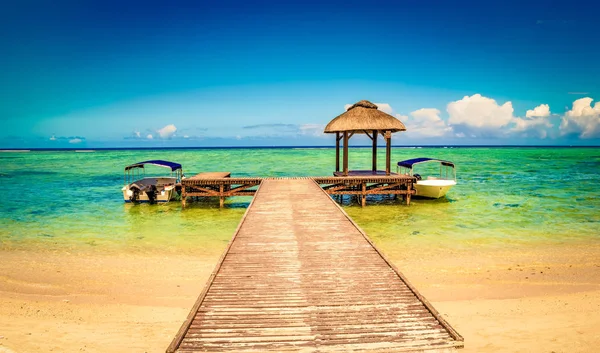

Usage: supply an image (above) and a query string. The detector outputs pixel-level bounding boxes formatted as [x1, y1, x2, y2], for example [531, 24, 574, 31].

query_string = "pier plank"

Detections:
[168, 179, 462, 352]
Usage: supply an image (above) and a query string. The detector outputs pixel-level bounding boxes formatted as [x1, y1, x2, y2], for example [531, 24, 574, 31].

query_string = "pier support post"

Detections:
[406, 182, 412, 205]
[385, 131, 391, 175]
[343, 132, 349, 176]
[182, 186, 187, 208]
[372, 129, 377, 172]
[361, 182, 366, 207]
[336, 132, 340, 172]
[219, 184, 224, 208]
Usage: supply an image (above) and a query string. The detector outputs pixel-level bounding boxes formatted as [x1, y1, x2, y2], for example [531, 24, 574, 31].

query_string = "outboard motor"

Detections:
[146, 185, 158, 203]
[129, 187, 140, 202]
[414, 173, 422, 181]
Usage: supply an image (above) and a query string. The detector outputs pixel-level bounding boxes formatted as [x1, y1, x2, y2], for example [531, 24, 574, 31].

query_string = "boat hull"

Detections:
[122, 177, 180, 203]
[122, 188, 175, 203]
[414, 180, 456, 199]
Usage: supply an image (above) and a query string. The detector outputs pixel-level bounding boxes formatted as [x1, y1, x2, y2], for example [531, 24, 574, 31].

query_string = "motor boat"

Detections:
[122, 160, 183, 203]
[397, 158, 456, 199]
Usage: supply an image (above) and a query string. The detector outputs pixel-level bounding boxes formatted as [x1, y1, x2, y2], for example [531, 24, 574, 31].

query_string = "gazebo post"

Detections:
[343, 131, 349, 176]
[385, 131, 391, 175]
[372, 129, 377, 172]
[335, 132, 340, 172]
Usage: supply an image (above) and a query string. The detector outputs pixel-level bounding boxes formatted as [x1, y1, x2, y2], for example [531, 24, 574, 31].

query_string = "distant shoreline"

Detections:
[1, 145, 599, 152]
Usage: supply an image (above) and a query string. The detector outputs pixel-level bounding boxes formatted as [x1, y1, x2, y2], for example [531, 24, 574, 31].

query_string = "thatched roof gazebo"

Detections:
[324, 100, 407, 176]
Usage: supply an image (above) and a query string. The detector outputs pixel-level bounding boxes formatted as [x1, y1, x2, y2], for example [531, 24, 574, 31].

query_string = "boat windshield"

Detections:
[396, 158, 456, 181]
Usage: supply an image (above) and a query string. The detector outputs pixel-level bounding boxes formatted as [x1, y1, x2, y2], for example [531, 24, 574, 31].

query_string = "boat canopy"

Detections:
[397, 158, 455, 169]
[125, 160, 182, 171]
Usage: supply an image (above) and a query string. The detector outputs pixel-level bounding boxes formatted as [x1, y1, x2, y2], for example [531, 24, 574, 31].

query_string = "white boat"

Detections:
[122, 160, 183, 203]
[397, 158, 457, 199]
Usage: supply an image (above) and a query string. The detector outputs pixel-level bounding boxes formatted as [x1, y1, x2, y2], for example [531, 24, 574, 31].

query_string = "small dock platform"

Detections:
[168, 179, 463, 352]
[182, 173, 262, 207]
[314, 174, 415, 207]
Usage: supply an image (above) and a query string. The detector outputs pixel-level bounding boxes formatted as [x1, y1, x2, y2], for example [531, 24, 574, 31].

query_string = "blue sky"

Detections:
[1, 0, 599, 148]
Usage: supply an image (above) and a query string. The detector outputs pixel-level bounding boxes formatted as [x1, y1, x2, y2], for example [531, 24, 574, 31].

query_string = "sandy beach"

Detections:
[1, 240, 599, 353]
[0, 250, 221, 353]
[388, 241, 600, 352]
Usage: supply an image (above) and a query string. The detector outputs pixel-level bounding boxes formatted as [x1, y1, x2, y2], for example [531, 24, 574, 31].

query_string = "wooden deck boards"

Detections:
[189, 172, 232, 179]
[168, 179, 463, 352]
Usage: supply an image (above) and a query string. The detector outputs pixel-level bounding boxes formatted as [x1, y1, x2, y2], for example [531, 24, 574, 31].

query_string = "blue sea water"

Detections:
[1, 147, 598, 255]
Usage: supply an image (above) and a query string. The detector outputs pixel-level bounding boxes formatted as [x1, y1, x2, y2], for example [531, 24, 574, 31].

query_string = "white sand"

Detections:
[1, 241, 599, 352]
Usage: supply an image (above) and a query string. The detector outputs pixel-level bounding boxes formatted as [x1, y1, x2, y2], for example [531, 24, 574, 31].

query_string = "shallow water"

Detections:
[1, 147, 598, 255]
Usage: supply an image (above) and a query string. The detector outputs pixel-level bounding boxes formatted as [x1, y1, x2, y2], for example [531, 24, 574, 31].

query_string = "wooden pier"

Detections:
[168, 178, 463, 352]
[181, 174, 415, 207]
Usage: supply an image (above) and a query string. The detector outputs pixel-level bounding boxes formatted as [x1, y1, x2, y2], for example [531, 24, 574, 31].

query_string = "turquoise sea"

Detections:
[1, 147, 599, 256]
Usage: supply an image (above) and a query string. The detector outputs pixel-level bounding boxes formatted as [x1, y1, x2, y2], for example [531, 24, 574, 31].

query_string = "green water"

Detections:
[1, 147, 599, 255]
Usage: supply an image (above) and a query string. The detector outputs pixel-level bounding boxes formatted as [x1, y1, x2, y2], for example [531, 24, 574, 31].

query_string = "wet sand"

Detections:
[1, 241, 599, 353]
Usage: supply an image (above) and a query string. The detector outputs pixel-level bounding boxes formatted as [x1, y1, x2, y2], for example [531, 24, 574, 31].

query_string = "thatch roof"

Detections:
[324, 100, 407, 133]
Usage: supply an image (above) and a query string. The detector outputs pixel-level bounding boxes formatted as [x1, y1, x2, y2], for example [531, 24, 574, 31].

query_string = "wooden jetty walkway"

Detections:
[168, 178, 463, 352]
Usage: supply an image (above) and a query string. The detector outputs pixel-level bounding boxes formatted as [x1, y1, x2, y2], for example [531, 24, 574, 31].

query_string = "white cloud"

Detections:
[447, 94, 514, 137]
[48, 135, 87, 143]
[405, 95, 554, 140]
[147, 134, 153, 139]
[299, 124, 326, 137]
[134, 131, 141, 138]
[560, 97, 600, 138]
[157, 124, 177, 139]
[511, 103, 553, 138]
[526, 104, 550, 118]
[566, 97, 600, 117]
[512, 116, 553, 138]
[375, 103, 393, 114]
[400, 108, 452, 138]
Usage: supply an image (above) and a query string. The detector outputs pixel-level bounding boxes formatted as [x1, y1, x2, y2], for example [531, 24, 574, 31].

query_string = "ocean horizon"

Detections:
[2, 144, 600, 152]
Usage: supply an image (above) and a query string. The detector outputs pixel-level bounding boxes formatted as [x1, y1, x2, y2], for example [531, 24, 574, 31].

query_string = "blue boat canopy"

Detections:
[125, 160, 182, 171]
[397, 158, 455, 169]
